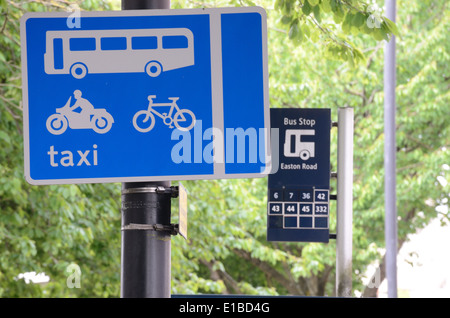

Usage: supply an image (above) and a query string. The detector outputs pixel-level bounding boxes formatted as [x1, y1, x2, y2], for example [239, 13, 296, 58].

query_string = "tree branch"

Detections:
[200, 259, 242, 294]
[232, 248, 303, 295]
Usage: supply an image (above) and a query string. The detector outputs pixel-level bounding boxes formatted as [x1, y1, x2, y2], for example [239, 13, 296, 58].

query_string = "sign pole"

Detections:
[120, 0, 172, 298]
[336, 107, 353, 297]
[384, 0, 398, 299]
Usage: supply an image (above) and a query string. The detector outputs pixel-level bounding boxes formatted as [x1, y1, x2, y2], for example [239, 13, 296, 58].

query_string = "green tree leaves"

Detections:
[274, 0, 400, 66]
[302, 1, 313, 16]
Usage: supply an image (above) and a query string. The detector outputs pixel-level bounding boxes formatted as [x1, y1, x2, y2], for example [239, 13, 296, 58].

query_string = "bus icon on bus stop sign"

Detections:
[44, 28, 195, 79]
[284, 129, 315, 161]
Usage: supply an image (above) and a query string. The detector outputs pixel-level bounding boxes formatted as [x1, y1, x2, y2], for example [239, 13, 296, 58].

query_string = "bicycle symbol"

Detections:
[132, 95, 196, 133]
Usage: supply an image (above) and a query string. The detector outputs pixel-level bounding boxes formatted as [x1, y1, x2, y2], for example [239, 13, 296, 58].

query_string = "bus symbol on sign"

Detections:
[44, 28, 195, 79]
[284, 129, 315, 161]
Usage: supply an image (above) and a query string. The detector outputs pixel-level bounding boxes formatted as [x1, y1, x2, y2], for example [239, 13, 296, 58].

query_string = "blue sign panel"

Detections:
[267, 108, 331, 243]
[20, 7, 270, 185]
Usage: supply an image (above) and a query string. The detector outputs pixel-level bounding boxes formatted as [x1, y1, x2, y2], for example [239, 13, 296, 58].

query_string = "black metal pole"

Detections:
[120, 0, 172, 298]
[121, 182, 172, 298]
[122, 0, 170, 10]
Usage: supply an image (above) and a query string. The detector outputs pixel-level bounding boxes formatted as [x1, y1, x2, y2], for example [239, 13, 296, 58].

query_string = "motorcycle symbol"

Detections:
[46, 90, 114, 135]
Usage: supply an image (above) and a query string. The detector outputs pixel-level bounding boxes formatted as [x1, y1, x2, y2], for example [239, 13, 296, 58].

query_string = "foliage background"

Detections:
[0, 0, 448, 297]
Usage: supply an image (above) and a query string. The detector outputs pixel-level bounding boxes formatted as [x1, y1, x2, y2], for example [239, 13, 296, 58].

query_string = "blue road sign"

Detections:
[20, 7, 270, 185]
[267, 108, 331, 243]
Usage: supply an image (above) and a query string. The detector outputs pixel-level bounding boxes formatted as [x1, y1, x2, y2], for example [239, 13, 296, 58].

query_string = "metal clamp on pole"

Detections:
[122, 223, 180, 236]
[121, 185, 179, 197]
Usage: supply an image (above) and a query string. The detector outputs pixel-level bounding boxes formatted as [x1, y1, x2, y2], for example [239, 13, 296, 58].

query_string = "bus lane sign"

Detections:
[20, 7, 270, 185]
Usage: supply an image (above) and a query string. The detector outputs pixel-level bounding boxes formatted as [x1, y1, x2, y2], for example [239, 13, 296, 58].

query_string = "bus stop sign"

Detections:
[20, 7, 270, 185]
[267, 108, 331, 243]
